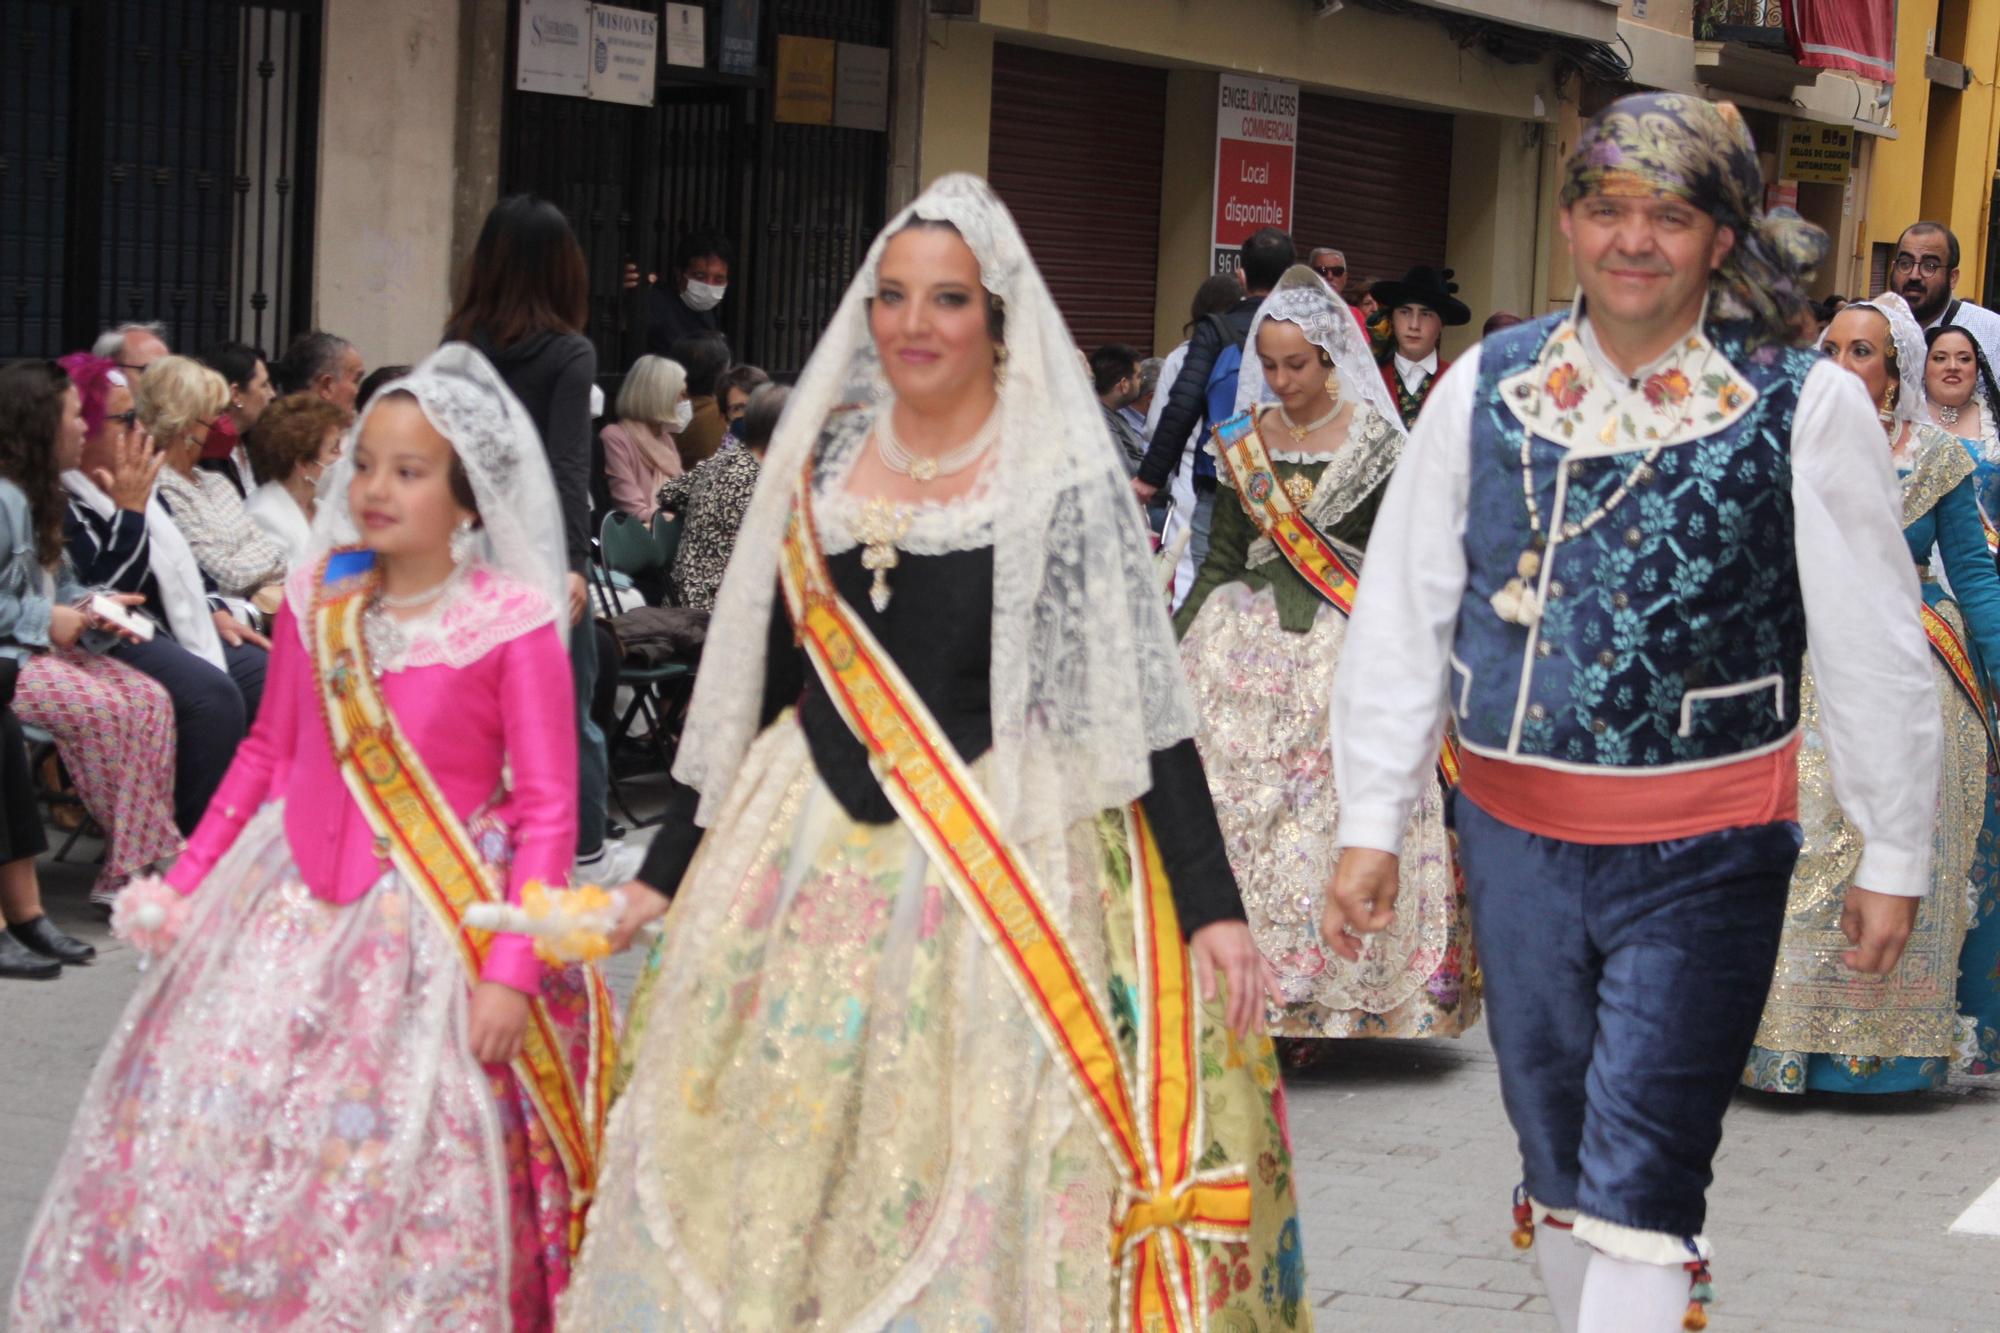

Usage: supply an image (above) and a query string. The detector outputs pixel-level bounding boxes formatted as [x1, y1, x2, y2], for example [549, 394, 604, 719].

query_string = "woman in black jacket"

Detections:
[444, 195, 629, 880]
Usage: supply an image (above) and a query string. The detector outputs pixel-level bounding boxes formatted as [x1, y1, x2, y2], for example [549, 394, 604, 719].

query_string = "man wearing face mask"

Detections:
[627, 232, 736, 361]
[1893, 221, 2000, 371]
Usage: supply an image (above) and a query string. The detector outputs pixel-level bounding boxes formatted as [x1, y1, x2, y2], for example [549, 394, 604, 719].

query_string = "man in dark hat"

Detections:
[1325, 92, 1937, 1332]
[1371, 265, 1470, 423]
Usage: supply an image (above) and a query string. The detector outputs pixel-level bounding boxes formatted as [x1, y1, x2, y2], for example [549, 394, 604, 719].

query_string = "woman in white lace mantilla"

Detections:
[1176, 265, 1478, 1043]
[563, 175, 1311, 1331]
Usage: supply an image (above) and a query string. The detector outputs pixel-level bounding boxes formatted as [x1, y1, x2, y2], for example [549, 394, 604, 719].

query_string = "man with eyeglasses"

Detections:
[90, 322, 171, 380]
[1892, 221, 2000, 369]
[1310, 246, 1372, 332]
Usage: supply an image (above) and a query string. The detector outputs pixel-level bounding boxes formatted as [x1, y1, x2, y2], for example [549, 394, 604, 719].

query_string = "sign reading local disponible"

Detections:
[515, 0, 658, 104]
[1213, 74, 1299, 275]
[1780, 121, 1853, 185]
[517, 0, 591, 96]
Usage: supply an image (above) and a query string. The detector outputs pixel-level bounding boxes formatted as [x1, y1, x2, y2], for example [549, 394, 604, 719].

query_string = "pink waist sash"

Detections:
[1456, 739, 1801, 845]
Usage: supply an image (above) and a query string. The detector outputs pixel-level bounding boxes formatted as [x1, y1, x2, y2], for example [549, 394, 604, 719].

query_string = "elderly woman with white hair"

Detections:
[600, 353, 690, 525]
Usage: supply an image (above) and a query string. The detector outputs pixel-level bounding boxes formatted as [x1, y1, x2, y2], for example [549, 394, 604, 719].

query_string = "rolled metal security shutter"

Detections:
[1292, 92, 1455, 295]
[987, 43, 1167, 355]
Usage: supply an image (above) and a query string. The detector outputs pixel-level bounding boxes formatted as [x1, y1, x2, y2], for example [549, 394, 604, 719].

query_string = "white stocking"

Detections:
[1578, 1251, 1688, 1333]
[1533, 1222, 1589, 1333]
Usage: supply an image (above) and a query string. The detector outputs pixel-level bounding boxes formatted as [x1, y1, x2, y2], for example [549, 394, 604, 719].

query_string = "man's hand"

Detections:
[91, 427, 165, 513]
[1131, 477, 1159, 505]
[1322, 847, 1400, 961]
[621, 262, 657, 292]
[212, 609, 271, 650]
[1840, 886, 1919, 974]
[467, 981, 531, 1064]
[606, 882, 671, 953]
[566, 571, 589, 625]
[1190, 920, 1281, 1036]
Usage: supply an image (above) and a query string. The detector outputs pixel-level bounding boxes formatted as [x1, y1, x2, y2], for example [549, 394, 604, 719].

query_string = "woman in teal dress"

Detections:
[1746, 295, 2000, 1094]
[1923, 322, 2000, 1076]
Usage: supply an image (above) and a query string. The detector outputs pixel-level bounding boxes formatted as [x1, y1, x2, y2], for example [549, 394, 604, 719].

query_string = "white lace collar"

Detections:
[287, 558, 558, 672]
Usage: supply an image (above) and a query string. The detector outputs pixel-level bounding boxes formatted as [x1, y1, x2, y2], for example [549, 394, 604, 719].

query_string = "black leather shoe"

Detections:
[0, 930, 60, 979]
[10, 915, 96, 965]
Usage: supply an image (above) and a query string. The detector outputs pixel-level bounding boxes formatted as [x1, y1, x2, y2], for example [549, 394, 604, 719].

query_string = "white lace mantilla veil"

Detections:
[1236, 263, 1405, 429]
[675, 173, 1199, 886]
[293, 341, 568, 625]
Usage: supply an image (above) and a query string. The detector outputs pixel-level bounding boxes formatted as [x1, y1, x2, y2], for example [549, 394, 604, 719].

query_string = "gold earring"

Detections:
[1324, 371, 1342, 404]
[1879, 382, 1898, 422]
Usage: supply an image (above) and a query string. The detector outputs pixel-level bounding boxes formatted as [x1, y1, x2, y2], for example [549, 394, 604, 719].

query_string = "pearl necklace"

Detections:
[1277, 399, 1340, 442]
[376, 565, 463, 609]
[876, 402, 1001, 482]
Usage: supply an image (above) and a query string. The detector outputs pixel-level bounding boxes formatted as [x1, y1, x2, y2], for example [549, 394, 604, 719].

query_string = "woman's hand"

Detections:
[212, 609, 271, 650]
[467, 981, 532, 1064]
[606, 882, 671, 953]
[1190, 920, 1280, 1036]
[91, 427, 165, 513]
[47, 604, 87, 649]
[82, 592, 148, 643]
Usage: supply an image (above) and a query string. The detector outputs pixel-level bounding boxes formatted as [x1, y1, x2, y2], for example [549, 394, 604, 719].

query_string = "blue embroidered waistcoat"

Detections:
[1451, 315, 1815, 769]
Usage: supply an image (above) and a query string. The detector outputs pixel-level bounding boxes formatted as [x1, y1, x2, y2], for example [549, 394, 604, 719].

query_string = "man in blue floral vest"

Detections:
[1323, 93, 1941, 1333]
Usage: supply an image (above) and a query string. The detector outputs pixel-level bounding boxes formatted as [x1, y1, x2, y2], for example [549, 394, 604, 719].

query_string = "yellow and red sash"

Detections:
[308, 552, 615, 1254]
[1212, 408, 1461, 787]
[778, 472, 1249, 1332]
[1922, 600, 2000, 757]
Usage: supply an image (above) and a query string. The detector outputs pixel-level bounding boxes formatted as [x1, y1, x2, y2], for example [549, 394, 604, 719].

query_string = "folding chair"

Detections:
[595, 512, 695, 827]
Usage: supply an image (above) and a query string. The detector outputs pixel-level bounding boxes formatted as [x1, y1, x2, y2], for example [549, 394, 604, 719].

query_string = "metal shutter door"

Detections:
[1292, 93, 1455, 292]
[987, 43, 1167, 355]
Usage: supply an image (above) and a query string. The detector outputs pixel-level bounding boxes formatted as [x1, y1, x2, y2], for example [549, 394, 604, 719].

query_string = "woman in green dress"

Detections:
[1176, 264, 1478, 1043]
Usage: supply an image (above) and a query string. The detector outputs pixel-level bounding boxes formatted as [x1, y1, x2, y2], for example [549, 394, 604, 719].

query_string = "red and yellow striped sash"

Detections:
[1922, 600, 1999, 757]
[309, 558, 614, 1253]
[779, 472, 1249, 1331]
[1212, 408, 1462, 787]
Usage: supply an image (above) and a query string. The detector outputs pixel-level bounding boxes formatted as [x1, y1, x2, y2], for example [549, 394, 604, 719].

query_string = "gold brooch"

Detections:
[1282, 474, 1316, 508]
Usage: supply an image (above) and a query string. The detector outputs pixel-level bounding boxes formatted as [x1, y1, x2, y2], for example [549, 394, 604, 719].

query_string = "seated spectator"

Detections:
[667, 333, 731, 468]
[658, 383, 784, 611]
[197, 341, 274, 497]
[0, 361, 182, 910]
[244, 393, 348, 569]
[275, 329, 364, 411]
[355, 363, 411, 413]
[92, 322, 171, 379]
[0, 686, 94, 977]
[601, 355, 688, 526]
[59, 354, 268, 835]
[715, 363, 771, 447]
[140, 357, 289, 623]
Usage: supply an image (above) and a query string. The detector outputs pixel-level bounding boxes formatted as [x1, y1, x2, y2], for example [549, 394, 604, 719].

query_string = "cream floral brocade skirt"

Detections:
[1754, 635, 1986, 1064]
[1180, 582, 1478, 1039]
[560, 718, 1309, 1332]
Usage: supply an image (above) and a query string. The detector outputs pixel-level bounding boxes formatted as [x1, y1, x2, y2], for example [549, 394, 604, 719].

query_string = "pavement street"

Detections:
[7, 836, 2000, 1329]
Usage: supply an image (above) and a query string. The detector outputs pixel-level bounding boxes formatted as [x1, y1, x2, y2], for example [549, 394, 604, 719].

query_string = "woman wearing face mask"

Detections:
[1175, 264, 1475, 1050]
[1745, 293, 2000, 1096]
[1920, 322, 2000, 1079]
[563, 175, 1305, 1329]
[244, 392, 350, 568]
[600, 354, 689, 525]
[665, 332, 731, 468]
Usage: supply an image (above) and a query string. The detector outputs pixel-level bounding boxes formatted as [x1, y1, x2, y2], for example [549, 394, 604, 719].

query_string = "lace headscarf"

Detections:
[296, 342, 568, 623]
[1820, 293, 1930, 428]
[1563, 92, 1827, 347]
[675, 174, 1198, 878]
[1236, 263, 1404, 427]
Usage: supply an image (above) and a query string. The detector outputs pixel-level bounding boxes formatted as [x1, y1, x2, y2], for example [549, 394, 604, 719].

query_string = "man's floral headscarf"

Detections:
[1562, 92, 1827, 345]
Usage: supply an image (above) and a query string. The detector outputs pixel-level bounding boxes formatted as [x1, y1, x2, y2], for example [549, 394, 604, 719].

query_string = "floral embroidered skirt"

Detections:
[561, 719, 1310, 1330]
[10, 803, 595, 1331]
[1180, 582, 1478, 1039]
[1746, 623, 1988, 1095]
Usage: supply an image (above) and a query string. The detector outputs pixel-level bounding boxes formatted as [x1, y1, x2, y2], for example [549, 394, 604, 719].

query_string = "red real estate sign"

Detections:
[1213, 73, 1299, 275]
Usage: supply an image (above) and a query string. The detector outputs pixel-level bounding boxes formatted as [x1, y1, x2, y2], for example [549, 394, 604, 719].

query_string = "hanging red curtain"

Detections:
[1782, 0, 1896, 84]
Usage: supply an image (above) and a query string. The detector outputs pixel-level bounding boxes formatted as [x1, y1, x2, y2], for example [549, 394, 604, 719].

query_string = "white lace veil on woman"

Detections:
[676, 173, 1198, 882]
[1236, 263, 1405, 428]
[296, 341, 569, 627]
[1822, 292, 1931, 430]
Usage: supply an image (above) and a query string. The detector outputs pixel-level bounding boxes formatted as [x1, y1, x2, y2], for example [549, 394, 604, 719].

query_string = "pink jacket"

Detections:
[166, 580, 578, 995]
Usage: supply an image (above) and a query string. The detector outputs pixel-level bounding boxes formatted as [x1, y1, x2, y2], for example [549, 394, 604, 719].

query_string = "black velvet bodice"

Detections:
[637, 545, 1245, 937]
